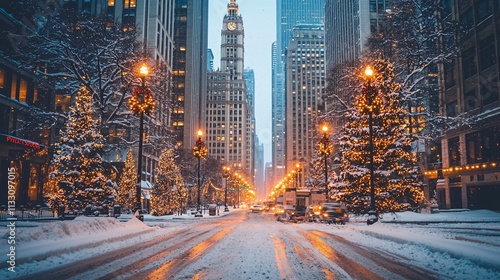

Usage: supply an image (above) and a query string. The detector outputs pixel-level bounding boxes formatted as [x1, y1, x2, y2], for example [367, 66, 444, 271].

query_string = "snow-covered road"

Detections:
[1, 209, 500, 279]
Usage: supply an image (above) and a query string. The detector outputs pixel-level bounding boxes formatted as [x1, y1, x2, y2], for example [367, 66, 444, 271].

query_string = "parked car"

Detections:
[251, 204, 264, 213]
[320, 206, 349, 224]
[309, 202, 349, 224]
[306, 205, 322, 222]
[274, 205, 285, 216]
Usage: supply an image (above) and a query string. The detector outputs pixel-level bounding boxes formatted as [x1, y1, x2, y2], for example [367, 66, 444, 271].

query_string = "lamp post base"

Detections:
[224, 205, 229, 212]
[367, 209, 378, 225]
[134, 202, 144, 222]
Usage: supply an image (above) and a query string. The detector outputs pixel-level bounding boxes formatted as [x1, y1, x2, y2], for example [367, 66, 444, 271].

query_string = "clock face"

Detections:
[227, 22, 236, 30]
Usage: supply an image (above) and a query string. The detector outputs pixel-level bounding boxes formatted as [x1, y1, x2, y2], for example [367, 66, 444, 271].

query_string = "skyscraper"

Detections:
[325, 0, 389, 71]
[272, 0, 324, 185]
[324, 0, 391, 143]
[285, 25, 326, 175]
[171, 0, 209, 149]
[206, 0, 253, 178]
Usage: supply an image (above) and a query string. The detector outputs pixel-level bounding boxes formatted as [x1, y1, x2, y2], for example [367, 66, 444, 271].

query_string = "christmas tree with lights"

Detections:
[116, 150, 136, 211]
[46, 86, 116, 214]
[151, 149, 185, 216]
[335, 56, 424, 214]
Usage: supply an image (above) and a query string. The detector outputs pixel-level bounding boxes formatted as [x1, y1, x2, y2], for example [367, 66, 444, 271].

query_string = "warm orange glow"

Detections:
[321, 125, 328, 133]
[197, 129, 203, 137]
[139, 64, 149, 76]
[364, 65, 373, 77]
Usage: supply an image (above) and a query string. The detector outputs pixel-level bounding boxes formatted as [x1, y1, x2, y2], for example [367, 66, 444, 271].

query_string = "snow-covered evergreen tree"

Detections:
[151, 149, 185, 216]
[45, 86, 116, 213]
[116, 150, 136, 210]
[335, 56, 424, 214]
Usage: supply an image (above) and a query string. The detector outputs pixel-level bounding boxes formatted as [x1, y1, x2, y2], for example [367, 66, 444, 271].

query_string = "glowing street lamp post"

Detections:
[318, 125, 333, 201]
[129, 64, 154, 221]
[222, 166, 231, 212]
[192, 129, 207, 217]
[295, 163, 302, 189]
[363, 65, 379, 225]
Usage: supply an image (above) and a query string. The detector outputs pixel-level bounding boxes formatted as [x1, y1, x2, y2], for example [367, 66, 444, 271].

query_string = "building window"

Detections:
[464, 89, 477, 111]
[10, 74, 17, 99]
[462, 47, 477, 80]
[28, 165, 40, 202]
[466, 132, 482, 164]
[480, 79, 499, 105]
[482, 126, 500, 162]
[124, 0, 136, 8]
[479, 35, 496, 71]
[19, 78, 27, 103]
[476, 0, 493, 23]
[441, 0, 452, 17]
[0, 68, 4, 88]
[444, 61, 456, 88]
[460, 8, 474, 32]
[446, 100, 458, 117]
[448, 137, 461, 166]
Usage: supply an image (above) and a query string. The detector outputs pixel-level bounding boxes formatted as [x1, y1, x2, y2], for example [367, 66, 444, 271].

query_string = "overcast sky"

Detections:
[208, 0, 276, 163]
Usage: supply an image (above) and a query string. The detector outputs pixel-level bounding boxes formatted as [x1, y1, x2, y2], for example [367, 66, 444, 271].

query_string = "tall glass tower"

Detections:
[272, 0, 324, 185]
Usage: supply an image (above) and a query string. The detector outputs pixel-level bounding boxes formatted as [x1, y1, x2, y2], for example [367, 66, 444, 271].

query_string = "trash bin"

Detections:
[58, 204, 65, 219]
[113, 204, 121, 218]
[208, 204, 216, 216]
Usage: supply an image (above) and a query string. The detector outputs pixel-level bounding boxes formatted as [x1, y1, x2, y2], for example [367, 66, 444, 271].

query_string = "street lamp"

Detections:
[235, 173, 241, 208]
[222, 165, 231, 212]
[192, 129, 207, 217]
[129, 63, 155, 221]
[362, 65, 381, 225]
[295, 163, 302, 189]
[318, 124, 333, 201]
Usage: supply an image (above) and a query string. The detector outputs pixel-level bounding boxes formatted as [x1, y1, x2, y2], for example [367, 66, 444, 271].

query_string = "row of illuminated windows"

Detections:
[0, 68, 38, 104]
[208, 96, 244, 101]
[448, 125, 500, 166]
[207, 116, 242, 122]
[208, 123, 242, 128]
[208, 103, 242, 109]
[207, 109, 243, 115]
[172, 107, 184, 114]
[208, 129, 243, 135]
[208, 135, 243, 142]
[208, 83, 244, 89]
[208, 90, 244, 95]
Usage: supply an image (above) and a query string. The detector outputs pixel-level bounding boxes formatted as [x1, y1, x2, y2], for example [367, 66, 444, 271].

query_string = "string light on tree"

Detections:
[335, 55, 424, 220]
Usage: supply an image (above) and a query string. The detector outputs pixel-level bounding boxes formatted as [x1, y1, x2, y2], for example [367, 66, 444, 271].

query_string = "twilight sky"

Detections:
[208, 0, 276, 163]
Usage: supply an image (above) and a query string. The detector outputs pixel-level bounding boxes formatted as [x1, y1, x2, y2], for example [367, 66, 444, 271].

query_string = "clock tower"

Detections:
[206, 0, 254, 180]
[221, 0, 244, 80]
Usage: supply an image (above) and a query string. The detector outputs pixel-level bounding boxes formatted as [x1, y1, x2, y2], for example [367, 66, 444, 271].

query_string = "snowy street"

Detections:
[1, 209, 500, 279]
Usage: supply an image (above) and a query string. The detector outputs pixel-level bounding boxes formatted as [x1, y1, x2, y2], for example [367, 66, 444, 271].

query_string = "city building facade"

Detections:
[0, 6, 54, 208]
[273, 0, 324, 187]
[285, 24, 326, 178]
[171, 0, 209, 150]
[206, 0, 253, 178]
[437, 0, 500, 210]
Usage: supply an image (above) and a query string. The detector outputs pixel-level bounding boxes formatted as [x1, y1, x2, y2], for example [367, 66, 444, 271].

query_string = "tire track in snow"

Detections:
[309, 230, 438, 279]
[138, 225, 236, 280]
[270, 233, 295, 280]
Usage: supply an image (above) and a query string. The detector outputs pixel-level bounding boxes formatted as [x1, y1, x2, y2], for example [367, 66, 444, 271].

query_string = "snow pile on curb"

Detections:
[380, 209, 500, 223]
[13, 216, 151, 244]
